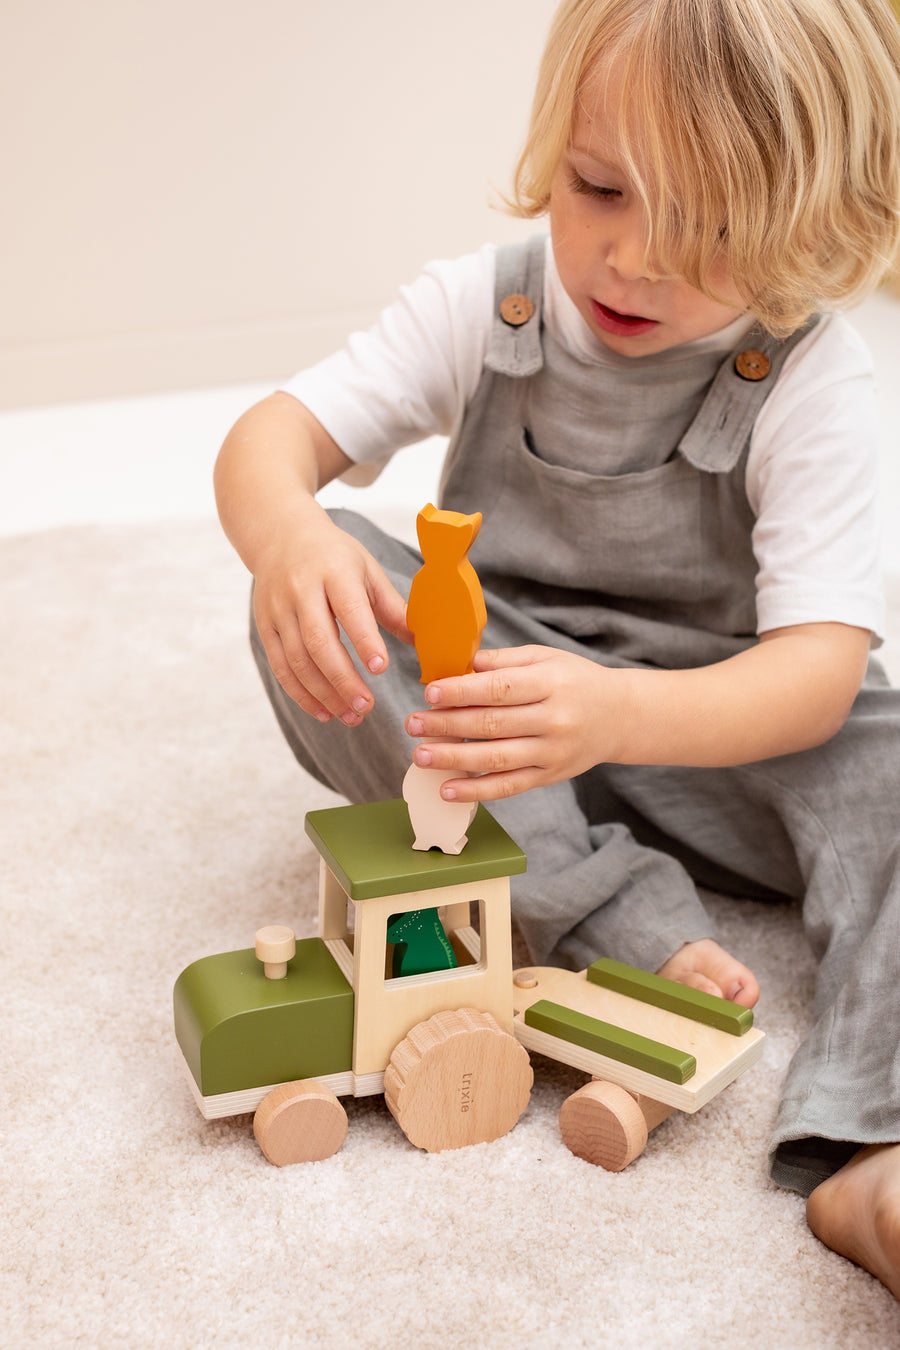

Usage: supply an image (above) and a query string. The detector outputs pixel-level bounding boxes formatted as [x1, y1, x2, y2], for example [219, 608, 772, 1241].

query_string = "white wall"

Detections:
[2, 0, 556, 409]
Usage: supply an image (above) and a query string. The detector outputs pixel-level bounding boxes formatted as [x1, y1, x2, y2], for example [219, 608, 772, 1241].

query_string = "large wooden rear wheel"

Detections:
[253, 1079, 348, 1166]
[384, 1008, 533, 1153]
[559, 1080, 648, 1171]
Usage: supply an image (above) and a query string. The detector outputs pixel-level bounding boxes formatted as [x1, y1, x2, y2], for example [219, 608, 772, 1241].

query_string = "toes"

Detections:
[673, 972, 725, 999]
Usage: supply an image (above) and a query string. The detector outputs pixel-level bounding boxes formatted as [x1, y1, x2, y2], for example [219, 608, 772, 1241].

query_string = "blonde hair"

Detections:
[510, 0, 900, 333]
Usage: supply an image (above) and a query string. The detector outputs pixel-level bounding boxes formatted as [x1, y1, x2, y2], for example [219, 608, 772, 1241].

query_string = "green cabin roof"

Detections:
[304, 799, 526, 901]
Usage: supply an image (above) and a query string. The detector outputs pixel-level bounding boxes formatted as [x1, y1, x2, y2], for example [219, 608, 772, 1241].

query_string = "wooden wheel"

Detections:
[558, 1080, 648, 1171]
[253, 1079, 348, 1166]
[384, 1008, 533, 1153]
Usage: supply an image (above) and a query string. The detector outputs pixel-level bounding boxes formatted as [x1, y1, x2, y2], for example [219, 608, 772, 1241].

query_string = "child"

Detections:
[215, 0, 900, 1298]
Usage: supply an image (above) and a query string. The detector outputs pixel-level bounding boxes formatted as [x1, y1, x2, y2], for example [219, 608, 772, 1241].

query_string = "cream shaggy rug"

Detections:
[3, 517, 900, 1350]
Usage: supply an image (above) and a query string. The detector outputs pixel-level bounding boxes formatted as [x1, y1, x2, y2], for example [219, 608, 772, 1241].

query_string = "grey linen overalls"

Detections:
[252, 236, 900, 1194]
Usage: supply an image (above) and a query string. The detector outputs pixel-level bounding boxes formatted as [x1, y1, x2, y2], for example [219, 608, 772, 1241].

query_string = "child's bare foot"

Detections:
[655, 937, 759, 1008]
[806, 1143, 900, 1300]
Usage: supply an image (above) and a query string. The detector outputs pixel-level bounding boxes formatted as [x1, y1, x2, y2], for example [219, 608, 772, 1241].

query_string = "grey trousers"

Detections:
[251, 510, 900, 1195]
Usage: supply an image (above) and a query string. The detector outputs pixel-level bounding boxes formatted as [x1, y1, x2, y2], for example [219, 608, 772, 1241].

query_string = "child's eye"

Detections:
[569, 171, 620, 201]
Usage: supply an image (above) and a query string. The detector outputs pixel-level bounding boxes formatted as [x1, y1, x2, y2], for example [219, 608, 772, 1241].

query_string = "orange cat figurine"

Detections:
[406, 503, 487, 685]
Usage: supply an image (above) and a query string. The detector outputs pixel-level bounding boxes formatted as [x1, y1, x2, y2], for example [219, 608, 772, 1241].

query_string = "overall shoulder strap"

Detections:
[678, 315, 822, 472]
[484, 234, 546, 378]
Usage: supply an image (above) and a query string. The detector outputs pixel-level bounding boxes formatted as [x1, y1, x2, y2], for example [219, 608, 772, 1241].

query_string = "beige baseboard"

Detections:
[4, 271, 896, 413]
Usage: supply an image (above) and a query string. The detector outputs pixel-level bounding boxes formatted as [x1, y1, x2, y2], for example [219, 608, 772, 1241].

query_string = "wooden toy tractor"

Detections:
[173, 797, 764, 1168]
[175, 505, 763, 1166]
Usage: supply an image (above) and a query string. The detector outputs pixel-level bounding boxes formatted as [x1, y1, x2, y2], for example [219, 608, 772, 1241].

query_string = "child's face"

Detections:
[549, 61, 746, 357]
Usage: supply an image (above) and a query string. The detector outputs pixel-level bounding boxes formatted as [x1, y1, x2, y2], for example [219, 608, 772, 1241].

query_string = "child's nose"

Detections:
[604, 211, 663, 283]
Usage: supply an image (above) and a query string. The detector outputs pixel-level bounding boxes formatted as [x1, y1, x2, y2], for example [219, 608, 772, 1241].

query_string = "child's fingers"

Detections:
[259, 626, 335, 723]
[406, 701, 541, 744]
[325, 577, 391, 679]
[408, 735, 554, 802]
[327, 563, 414, 679]
[472, 645, 544, 671]
[369, 572, 415, 648]
[434, 763, 546, 804]
[252, 545, 396, 723]
[423, 662, 545, 712]
[273, 602, 373, 724]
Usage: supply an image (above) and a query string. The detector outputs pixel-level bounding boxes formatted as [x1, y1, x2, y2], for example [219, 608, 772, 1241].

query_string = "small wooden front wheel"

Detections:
[559, 1080, 648, 1171]
[384, 1008, 533, 1153]
[253, 1079, 348, 1166]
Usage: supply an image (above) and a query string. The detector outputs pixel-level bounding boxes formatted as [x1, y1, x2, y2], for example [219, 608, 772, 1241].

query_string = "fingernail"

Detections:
[315, 710, 333, 723]
[368, 655, 385, 673]
[407, 716, 424, 736]
[342, 711, 362, 726]
[414, 747, 432, 766]
[425, 685, 440, 705]
[352, 697, 369, 713]
[441, 785, 457, 800]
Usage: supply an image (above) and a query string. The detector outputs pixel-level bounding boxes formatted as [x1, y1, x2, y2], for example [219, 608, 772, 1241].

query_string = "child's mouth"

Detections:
[591, 300, 660, 338]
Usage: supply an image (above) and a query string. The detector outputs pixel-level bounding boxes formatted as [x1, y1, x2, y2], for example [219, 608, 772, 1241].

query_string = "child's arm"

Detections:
[214, 392, 411, 725]
[405, 621, 871, 799]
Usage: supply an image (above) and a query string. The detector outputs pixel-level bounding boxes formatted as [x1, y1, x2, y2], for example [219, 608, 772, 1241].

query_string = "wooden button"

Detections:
[734, 349, 771, 381]
[500, 293, 534, 327]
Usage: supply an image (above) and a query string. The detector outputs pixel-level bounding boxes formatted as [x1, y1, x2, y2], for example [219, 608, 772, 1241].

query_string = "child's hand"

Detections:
[253, 515, 413, 725]
[405, 644, 613, 796]
[656, 938, 759, 1008]
[405, 622, 871, 795]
